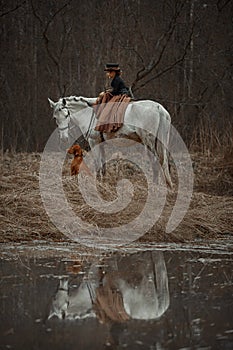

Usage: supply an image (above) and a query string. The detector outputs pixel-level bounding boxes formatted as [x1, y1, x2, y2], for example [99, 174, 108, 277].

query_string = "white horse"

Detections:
[48, 96, 172, 188]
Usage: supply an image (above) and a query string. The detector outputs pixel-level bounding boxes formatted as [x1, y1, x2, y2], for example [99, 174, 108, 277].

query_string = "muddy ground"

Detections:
[0, 151, 232, 246]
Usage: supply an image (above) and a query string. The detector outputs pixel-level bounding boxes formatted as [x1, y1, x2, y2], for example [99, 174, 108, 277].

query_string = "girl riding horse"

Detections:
[94, 63, 131, 133]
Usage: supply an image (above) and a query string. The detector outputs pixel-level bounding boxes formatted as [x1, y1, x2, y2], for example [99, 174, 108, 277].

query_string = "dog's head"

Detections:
[67, 145, 83, 157]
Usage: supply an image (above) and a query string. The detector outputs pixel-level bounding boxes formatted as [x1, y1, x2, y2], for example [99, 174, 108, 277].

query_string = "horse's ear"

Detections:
[62, 98, 66, 106]
[48, 98, 55, 109]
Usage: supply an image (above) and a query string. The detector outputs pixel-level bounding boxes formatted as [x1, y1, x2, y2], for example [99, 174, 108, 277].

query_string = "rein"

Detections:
[85, 108, 95, 139]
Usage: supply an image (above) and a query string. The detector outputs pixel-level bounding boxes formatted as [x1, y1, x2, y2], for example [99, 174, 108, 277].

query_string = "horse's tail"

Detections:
[156, 107, 173, 189]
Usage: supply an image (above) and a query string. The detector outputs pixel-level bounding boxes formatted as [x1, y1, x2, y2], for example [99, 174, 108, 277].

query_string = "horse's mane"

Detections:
[64, 95, 97, 105]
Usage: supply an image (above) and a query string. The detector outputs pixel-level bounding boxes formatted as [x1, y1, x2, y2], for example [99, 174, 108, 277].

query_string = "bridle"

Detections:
[57, 106, 70, 131]
[56, 99, 95, 138]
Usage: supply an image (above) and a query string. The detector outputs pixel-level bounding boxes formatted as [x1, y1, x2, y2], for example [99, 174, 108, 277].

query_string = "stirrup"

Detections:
[100, 132, 105, 142]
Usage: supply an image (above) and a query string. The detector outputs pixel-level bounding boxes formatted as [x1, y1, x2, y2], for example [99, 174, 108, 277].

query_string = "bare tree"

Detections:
[0, 0, 232, 152]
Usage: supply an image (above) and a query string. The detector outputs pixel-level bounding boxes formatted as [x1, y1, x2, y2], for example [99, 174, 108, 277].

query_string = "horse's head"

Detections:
[48, 97, 71, 141]
[48, 96, 96, 141]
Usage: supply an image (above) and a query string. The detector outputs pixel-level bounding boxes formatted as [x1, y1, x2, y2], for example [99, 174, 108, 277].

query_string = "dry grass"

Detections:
[188, 116, 233, 155]
[0, 150, 232, 244]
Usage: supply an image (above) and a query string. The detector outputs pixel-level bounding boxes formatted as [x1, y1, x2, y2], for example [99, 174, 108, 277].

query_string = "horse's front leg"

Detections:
[96, 142, 106, 178]
[88, 131, 106, 178]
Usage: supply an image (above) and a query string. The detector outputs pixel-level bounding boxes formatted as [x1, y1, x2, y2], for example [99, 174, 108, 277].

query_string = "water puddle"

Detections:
[0, 241, 233, 349]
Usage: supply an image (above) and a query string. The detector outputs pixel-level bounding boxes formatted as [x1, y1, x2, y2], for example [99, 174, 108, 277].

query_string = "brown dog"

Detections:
[67, 144, 92, 176]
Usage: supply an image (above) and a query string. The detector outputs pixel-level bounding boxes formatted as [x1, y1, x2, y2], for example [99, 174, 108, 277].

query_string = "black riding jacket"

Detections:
[111, 75, 129, 95]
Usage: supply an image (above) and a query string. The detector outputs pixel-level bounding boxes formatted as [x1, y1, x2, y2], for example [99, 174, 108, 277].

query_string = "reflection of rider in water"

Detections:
[93, 251, 170, 324]
[48, 251, 169, 326]
[93, 268, 130, 324]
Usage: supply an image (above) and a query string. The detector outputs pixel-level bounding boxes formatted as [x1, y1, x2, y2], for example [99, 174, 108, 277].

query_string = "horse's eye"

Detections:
[58, 108, 61, 111]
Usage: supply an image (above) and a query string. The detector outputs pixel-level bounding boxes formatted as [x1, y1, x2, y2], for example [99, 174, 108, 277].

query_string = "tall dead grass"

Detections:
[189, 117, 232, 155]
[0, 149, 232, 244]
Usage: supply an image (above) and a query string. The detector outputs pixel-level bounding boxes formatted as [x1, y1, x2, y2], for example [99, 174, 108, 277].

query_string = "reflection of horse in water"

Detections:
[48, 251, 169, 323]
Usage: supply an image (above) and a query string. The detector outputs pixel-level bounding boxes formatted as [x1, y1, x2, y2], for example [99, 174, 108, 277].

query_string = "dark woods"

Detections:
[0, 0, 232, 152]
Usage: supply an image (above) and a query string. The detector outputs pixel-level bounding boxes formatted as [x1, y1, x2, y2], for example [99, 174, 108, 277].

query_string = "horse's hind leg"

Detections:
[156, 138, 172, 189]
[145, 145, 159, 184]
[143, 137, 161, 185]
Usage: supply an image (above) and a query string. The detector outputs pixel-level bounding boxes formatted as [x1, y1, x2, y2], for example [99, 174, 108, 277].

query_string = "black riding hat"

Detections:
[104, 63, 121, 72]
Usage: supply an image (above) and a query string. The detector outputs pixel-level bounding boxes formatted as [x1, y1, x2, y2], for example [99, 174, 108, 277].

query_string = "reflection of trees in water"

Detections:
[48, 250, 170, 324]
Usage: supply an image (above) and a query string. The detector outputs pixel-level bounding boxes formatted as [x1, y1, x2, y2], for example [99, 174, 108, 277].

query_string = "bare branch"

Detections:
[0, 1, 26, 17]
[217, 0, 232, 12]
[30, 0, 43, 25]
[131, 1, 186, 90]
[133, 22, 194, 92]
[31, 1, 72, 68]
